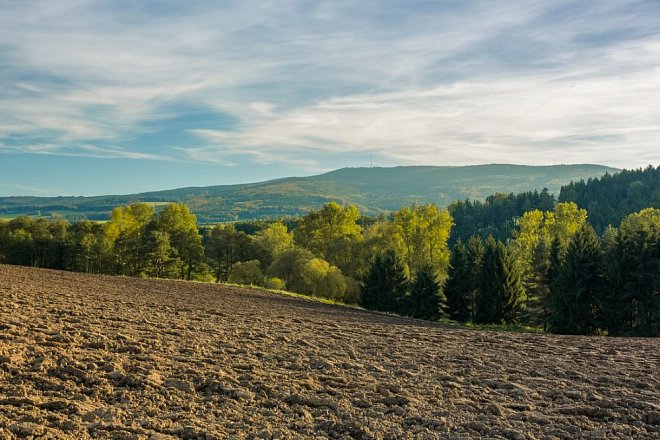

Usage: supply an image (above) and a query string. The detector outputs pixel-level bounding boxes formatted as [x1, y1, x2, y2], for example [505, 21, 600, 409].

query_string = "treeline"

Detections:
[448, 189, 556, 244]
[0, 202, 453, 308]
[559, 165, 660, 233]
[443, 204, 659, 336]
[447, 166, 660, 244]
[1, 168, 658, 337]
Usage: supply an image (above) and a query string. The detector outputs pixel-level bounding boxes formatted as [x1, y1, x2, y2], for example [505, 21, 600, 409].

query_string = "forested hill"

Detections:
[559, 165, 660, 232]
[1, 164, 617, 223]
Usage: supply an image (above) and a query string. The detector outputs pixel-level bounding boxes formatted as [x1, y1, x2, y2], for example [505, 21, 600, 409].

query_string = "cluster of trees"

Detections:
[559, 165, 660, 233]
[448, 189, 556, 244]
[1, 166, 657, 337]
[0, 201, 454, 309]
[442, 204, 659, 336]
[0, 203, 205, 280]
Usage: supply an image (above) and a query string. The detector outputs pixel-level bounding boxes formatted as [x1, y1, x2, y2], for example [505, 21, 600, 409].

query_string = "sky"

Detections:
[1, 0, 659, 196]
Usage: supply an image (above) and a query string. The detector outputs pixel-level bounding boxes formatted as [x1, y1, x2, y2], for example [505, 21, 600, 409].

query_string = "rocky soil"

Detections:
[0, 264, 659, 439]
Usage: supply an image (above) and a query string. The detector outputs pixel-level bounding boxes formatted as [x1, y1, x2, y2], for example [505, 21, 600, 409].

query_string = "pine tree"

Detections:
[405, 264, 445, 320]
[361, 250, 408, 313]
[443, 240, 471, 321]
[550, 224, 602, 335]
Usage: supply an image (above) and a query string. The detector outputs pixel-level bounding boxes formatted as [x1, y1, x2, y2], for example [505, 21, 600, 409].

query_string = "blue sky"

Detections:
[1, 0, 659, 196]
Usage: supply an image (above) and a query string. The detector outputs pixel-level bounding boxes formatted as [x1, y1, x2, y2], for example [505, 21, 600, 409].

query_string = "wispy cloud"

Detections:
[1, 0, 659, 173]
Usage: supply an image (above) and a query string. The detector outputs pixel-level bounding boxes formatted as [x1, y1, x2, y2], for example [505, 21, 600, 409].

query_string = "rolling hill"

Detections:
[0, 164, 618, 223]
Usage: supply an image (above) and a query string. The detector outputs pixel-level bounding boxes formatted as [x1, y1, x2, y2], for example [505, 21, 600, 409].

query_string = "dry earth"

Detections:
[0, 265, 659, 440]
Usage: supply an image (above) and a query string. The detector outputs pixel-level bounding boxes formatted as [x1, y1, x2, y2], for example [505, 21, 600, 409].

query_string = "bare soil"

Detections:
[0, 265, 659, 439]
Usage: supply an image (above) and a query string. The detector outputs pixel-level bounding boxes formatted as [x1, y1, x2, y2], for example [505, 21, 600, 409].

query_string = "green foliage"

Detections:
[560, 165, 660, 233]
[205, 224, 255, 282]
[443, 240, 471, 322]
[157, 203, 204, 280]
[301, 258, 346, 300]
[228, 260, 264, 286]
[391, 204, 453, 278]
[1, 181, 657, 337]
[509, 202, 587, 327]
[404, 265, 445, 320]
[361, 250, 408, 313]
[294, 202, 362, 258]
[449, 189, 556, 245]
[476, 237, 525, 325]
[549, 224, 602, 335]
[266, 248, 315, 292]
[602, 209, 660, 336]
[253, 222, 293, 265]
[263, 277, 286, 290]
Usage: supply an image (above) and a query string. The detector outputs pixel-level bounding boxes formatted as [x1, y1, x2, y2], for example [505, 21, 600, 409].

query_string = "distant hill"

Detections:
[0, 164, 619, 223]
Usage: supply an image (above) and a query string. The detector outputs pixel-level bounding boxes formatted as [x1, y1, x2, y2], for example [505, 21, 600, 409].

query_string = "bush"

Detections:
[228, 260, 264, 286]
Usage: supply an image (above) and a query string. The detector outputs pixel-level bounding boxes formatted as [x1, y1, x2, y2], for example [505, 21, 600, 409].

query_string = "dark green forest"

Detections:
[1, 166, 658, 336]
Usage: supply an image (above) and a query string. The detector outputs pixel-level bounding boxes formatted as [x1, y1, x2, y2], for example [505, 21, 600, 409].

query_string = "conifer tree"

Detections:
[405, 264, 445, 320]
[549, 224, 602, 334]
[615, 208, 660, 336]
[476, 237, 525, 324]
[443, 240, 471, 321]
[361, 250, 408, 313]
[466, 235, 485, 321]
[599, 226, 626, 335]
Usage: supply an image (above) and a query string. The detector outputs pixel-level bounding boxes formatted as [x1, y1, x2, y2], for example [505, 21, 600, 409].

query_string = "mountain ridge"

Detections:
[0, 164, 619, 222]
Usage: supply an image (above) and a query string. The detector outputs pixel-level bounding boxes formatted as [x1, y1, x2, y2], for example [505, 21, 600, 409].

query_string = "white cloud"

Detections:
[0, 0, 659, 170]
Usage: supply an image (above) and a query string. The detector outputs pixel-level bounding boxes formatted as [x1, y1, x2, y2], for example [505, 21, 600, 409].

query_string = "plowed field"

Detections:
[1, 265, 659, 439]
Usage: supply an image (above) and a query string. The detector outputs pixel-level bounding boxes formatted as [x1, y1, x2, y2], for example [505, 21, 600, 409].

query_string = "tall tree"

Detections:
[476, 237, 525, 325]
[205, 224, 254, 283]
[391, 204, 453, 278]
[405, 264, 445, 321]
[549, 224, 602, 335]
[465, 235, 485, 321]
[253, 222, 293, 266]
[361, 250, 408, 313]
[106, 203, 155, 275]
[612, 208, 660, 336]
[443, 240, 471, 322]
[157, 203, 204, 280]
[294, 202, 362, 260]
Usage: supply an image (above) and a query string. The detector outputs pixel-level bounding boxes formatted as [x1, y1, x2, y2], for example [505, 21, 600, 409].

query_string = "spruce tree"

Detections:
[443, 240, 471, 321]
[476, 237, 502, 324]
[599, 226, 626, 335]
[550, 224, 602, 335]
[405, 264, 445, 320]
[524, 236, 551, 328]
[361, 250, 408, 313]
[466, 235, 485, 321]
[476, 237, 525, 324]
[616, 209, 660, 336]
[544, 236, 563, 331]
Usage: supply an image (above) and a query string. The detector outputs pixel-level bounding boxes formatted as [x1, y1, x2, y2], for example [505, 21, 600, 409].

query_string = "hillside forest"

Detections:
[1, 166, 658, 337]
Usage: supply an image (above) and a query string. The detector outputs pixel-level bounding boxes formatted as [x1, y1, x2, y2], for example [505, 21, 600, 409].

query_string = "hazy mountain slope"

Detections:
[0, 164, 618, 222]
